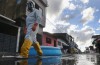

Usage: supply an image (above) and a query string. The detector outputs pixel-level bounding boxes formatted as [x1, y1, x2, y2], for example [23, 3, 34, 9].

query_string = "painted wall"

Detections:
[42, 33, 57, 47]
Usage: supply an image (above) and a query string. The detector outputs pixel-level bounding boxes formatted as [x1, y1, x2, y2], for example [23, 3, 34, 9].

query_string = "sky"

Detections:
[43, 0, 100, 52]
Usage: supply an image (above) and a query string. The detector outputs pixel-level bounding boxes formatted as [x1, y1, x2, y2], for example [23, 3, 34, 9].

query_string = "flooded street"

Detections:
[0, 54, 100, 65]
[61, 54, 99, 65]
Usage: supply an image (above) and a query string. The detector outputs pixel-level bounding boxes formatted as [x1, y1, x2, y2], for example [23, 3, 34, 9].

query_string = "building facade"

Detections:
[42, 32, 80, 54]
[42, 32, 57, 47]
[92, 35, 100, 53]
[42, 32, 70, 48]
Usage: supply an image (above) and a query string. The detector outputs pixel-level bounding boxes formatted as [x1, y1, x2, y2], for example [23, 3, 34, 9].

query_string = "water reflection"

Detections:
[28, 57, 61, 65]
[17, 59, 42, 65]
[62, 59, 77, 65]
[96, 55, 100, 65]
[61, 54, 100, 65]
[16, 56, 61, 65]
[86, 54, 96, 63]
[61, 55, 77, 65]
[0, 54, 100, 65]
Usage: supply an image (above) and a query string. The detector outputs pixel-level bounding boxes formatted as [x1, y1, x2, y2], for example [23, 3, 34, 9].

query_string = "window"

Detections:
[46, 37, 51, 44]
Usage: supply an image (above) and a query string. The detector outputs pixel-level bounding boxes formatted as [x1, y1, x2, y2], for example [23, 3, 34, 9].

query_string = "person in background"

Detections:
[17, 1, 43, 58]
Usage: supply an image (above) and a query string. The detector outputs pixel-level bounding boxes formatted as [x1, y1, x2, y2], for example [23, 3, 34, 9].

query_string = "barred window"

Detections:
[46, 37, 51, 44]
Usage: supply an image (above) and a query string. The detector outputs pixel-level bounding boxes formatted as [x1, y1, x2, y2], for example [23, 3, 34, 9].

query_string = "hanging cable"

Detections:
[46, 18, 63, 33]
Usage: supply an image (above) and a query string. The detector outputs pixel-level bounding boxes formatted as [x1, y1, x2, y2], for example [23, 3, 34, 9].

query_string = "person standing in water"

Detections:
[17, 1, 43, 58]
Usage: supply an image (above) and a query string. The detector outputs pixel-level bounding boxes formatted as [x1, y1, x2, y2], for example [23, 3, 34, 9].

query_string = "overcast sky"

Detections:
[43, 0, 100, 52]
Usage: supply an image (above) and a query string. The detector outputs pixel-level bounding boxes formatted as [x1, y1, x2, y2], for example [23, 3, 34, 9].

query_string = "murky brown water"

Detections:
[0, 54, 100, 65]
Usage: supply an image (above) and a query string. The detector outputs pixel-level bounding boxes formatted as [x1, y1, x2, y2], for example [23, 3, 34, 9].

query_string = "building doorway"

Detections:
[54, 40, 57, 47]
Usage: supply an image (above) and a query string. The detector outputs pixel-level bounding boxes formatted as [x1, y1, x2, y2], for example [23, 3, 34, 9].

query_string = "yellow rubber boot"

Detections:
[33, 42, 43, 56]
[20, 39, 32, 58]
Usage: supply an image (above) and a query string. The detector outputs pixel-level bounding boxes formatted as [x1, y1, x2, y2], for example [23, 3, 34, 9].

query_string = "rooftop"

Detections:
[92, 35, 100, 38]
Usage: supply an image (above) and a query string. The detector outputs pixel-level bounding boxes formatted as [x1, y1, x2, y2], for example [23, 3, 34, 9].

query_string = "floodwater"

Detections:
[0, 54, 100, 65]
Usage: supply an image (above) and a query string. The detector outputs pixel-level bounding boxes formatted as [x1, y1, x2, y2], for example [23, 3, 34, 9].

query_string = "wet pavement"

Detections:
[0, 54, 100, 65]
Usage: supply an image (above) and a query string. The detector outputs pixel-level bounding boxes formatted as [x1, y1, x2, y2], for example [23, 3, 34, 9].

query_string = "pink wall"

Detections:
[42, 33, 57, 47]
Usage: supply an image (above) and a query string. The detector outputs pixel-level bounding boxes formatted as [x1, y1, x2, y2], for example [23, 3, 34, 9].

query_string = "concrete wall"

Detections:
[0, 0, 27, 19]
